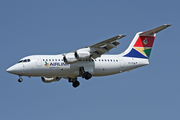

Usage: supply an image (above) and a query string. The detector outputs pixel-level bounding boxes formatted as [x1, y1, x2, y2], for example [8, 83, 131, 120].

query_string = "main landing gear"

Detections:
[18, 76, 23, 83]
[73, 81, 80, 88]
[69, 67, 92, 88]
[68, 77, 80, 88]
[79, 67, 92, 80]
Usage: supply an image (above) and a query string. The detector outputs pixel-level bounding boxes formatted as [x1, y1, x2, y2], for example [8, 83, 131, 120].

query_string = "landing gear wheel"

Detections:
[18, 78, 23, 83]
[84, 72, 92, 80]
[72, 81, 80, 88]
[79, 67, 92, 80]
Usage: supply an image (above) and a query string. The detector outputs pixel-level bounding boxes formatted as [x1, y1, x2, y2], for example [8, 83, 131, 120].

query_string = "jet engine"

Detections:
[63, 53, 78, 64]
[74, 50, 91, 60]
[41, 77, 61, 83]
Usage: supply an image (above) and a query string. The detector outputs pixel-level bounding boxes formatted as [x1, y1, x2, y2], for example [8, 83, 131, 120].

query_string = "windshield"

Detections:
[18, 59, 31, 63]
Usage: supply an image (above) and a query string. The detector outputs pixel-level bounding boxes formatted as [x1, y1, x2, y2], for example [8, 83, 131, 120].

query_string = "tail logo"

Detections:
[124, 36, 155, 59]
[143, 38, 148, 45]
[123, 24, 171, 59]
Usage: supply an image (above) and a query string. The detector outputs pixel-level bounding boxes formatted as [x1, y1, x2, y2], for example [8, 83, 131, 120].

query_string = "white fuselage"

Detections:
[7, 54, 149, 78]
[6, 24, 170, 87]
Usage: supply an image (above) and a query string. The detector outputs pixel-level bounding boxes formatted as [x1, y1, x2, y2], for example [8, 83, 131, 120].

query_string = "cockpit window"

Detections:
[18, 60, 23, 63]
[18, 59, 31, 63]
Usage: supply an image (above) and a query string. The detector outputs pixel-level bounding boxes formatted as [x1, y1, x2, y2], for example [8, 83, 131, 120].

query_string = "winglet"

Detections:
[140, 24, 171, 36]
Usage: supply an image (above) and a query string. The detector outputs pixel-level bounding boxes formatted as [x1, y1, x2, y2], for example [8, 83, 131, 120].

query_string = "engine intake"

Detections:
[41, 77, 61, 83]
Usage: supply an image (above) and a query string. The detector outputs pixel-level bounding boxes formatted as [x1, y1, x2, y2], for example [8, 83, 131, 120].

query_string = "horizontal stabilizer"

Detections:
[140, 24, 171, 36]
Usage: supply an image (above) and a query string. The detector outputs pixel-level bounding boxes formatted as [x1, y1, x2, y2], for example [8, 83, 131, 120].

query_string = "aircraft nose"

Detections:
[6, 64, 24, 75]
[6, 67, 13, 73]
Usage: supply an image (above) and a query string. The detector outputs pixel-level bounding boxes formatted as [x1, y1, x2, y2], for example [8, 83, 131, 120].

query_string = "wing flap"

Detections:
[90, 35, 125, 58]
[104, 41, 120, 50]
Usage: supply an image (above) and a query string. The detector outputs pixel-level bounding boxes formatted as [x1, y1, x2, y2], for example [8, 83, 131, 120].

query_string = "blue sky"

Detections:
[1, 0, 180, 120]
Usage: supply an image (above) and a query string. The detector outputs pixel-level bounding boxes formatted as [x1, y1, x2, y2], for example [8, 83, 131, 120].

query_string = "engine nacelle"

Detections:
[63, 53, 78, 64]
[74, 50, 91, 60]
[41, 77, 61, 83]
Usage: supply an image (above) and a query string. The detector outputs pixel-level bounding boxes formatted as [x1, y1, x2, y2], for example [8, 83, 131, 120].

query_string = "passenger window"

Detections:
[52, 59, 54, 61]
[46, 59, 48, 61]
[116, 60, 118, 62]
[99, 59, 100, 61]
[55, 59, 57, 61]
[43, 59, 45, 61]
[58, 59, 60, 61]
[110, 60, 112, 62]
[49, 59, 51, 61]
[102, 59, 103, 61]
[105, 59, 106, 61]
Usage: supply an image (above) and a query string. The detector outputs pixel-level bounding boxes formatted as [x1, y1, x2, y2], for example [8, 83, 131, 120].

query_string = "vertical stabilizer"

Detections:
[122, 24, 171, 59]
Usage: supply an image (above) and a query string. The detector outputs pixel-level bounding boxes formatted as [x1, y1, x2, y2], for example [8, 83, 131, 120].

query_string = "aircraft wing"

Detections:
[89, 35, 126, 58]
[63, 34, 126, 64]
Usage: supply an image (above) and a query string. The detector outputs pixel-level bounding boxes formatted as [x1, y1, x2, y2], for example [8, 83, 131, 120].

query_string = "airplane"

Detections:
[6, 24, 171, 88]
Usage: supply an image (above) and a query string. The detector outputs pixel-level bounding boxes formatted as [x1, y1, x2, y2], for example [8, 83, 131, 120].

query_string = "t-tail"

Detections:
[121, 24, 171, 59]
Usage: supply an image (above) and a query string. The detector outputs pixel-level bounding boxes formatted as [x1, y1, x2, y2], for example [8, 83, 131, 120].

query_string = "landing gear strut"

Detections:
[18, 76, 23, 83]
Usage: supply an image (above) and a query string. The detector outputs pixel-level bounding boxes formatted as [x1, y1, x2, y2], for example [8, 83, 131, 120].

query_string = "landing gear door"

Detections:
[34, 56, 42, 67]
[84, 65, 94, 74]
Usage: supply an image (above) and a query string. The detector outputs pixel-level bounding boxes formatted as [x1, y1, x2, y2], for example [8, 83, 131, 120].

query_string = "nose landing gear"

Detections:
[18, 76, 23, 83]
